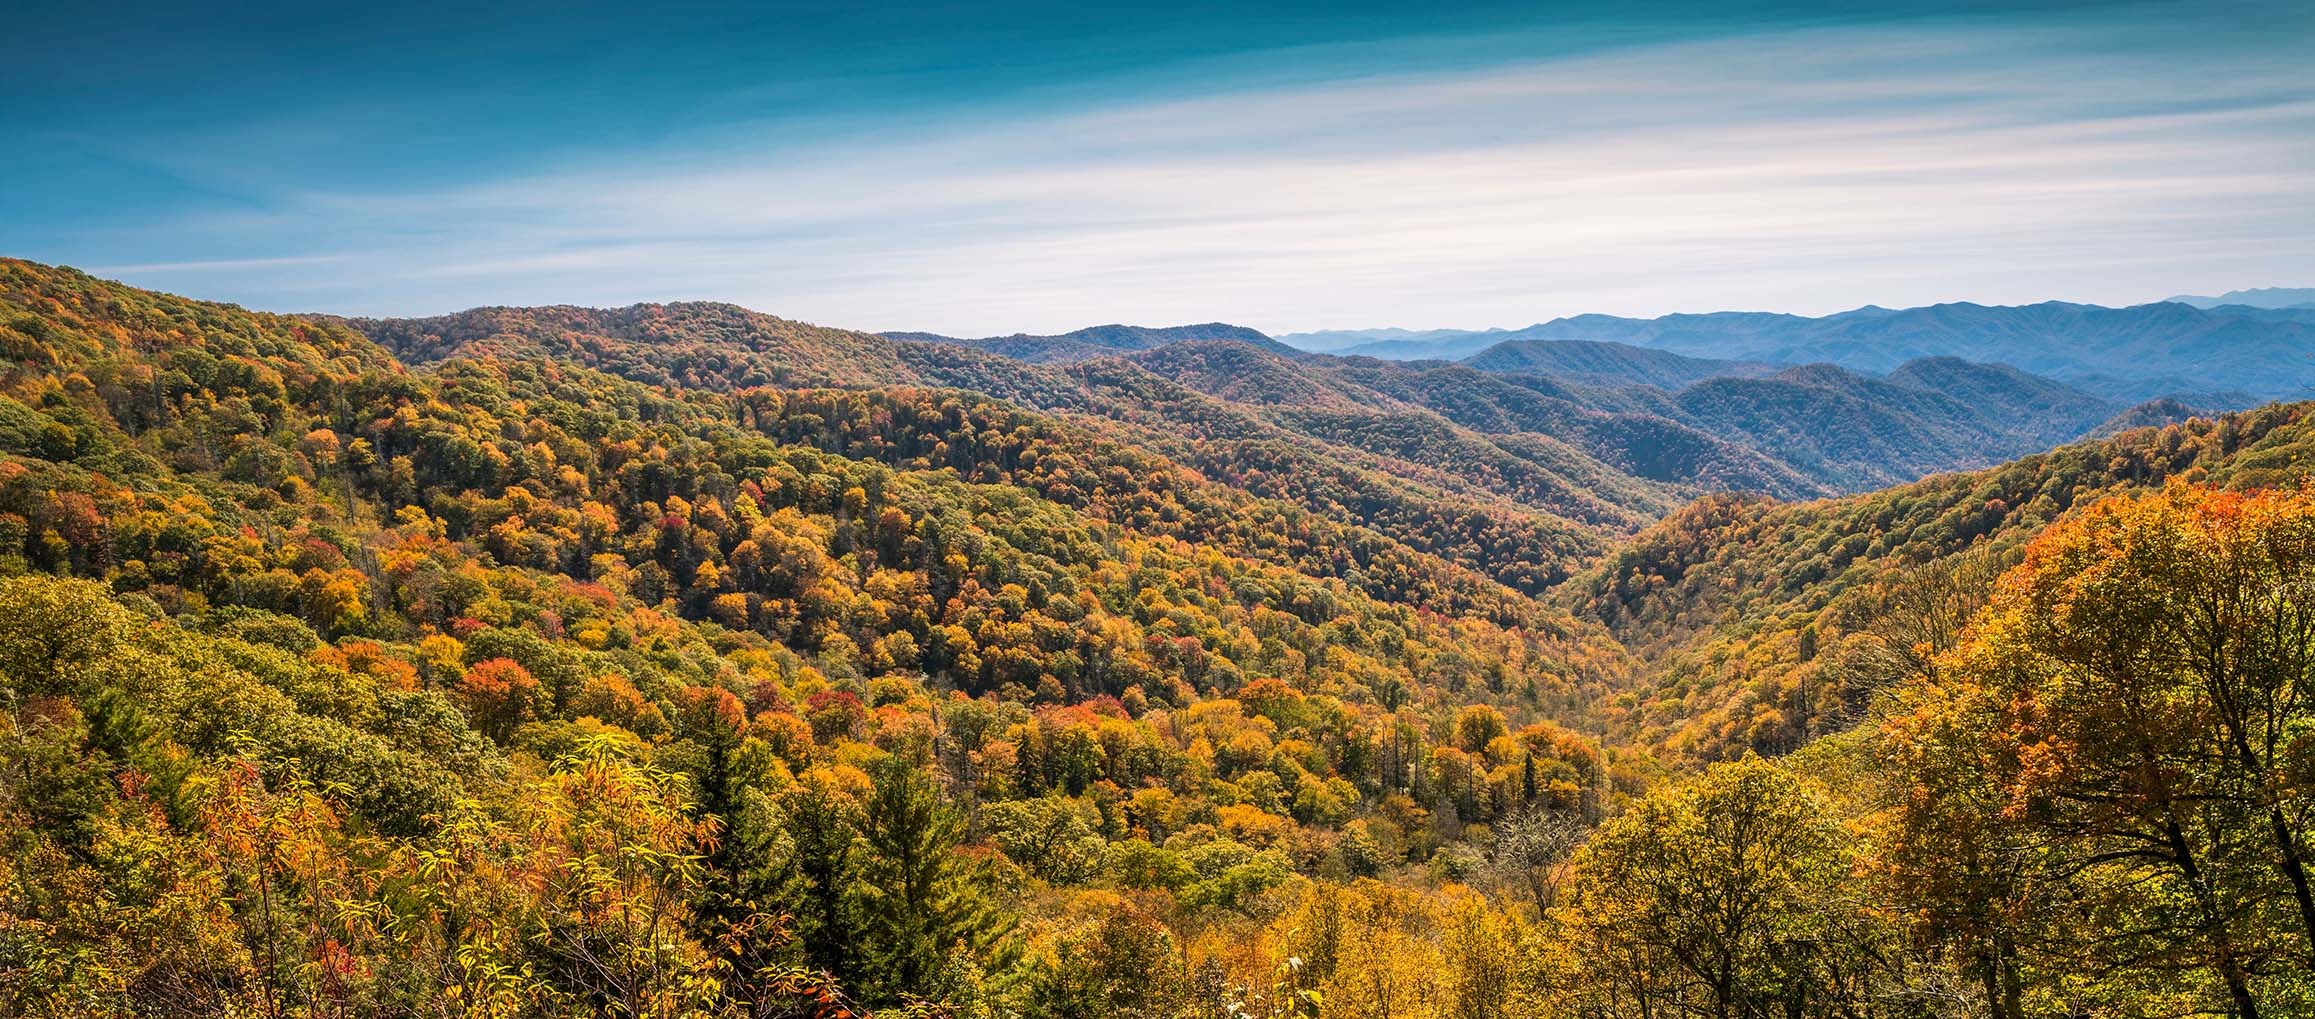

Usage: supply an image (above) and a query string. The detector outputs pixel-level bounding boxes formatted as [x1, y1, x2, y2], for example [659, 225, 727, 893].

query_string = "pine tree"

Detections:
[854, 756, 1018, 1005]
[778, 780, 862, 984]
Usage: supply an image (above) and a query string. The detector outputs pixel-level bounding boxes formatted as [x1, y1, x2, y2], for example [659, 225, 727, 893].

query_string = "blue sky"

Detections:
[5, 0, 2311, 334]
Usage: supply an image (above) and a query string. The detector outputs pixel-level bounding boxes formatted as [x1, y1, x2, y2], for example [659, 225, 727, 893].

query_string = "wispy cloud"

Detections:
[85, 253, 354, 274]
[49, 12, 2315, 332]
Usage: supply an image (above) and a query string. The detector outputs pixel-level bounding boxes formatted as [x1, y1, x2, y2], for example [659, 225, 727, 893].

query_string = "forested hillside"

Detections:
[350, 300, 2187, 594]
[6, 258, 2314, 1017]
[1461, 338, 1778, 390]
[1566, 400, 2315, 758]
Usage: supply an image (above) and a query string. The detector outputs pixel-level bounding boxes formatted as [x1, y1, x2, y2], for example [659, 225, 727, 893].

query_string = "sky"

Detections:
[4, 0, 2312, 335]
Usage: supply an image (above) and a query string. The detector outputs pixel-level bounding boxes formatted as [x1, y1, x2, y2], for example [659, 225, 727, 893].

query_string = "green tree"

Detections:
[0, 575, 128, 697]
[853, 756, 1018, 1005]
[1557, 756, 1885, 1019]
[983, 794, 1106, 885]
[1023, 907, 1183, 1019]
[775, 779, 861, 986]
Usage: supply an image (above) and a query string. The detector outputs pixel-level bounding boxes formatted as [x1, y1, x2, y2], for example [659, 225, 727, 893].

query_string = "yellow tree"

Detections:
[1553, 756, 1875, 1019]
[1885, 481, 2315, 1016]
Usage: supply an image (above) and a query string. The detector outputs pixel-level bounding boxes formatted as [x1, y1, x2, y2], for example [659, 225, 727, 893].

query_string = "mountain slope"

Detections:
[1662, 358, 2124, 491]
[1564, 401, 2315, 760]
[1324, 360, 1825, 498]
[2086, 397, 2215, 438]
[356, 301, 919, 388]
[1462, 339, 1780, 390]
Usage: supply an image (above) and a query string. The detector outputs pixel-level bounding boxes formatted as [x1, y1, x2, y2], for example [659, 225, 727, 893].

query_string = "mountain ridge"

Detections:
[342, 292, 2212, 522]
[883, 322, 1293, 364]
[2166, 286, 2315, 309]
[1281, 299, 2315, 399]
[1462, 338, 1782, 390]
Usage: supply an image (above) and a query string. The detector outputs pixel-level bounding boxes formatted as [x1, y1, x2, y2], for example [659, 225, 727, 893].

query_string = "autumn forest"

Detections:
[5, 256, 2315, 1019]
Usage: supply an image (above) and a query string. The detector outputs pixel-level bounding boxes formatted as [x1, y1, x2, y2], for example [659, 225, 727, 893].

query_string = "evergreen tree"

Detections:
[855, 755, 1019, 1005]
[778, 780, 862, 984]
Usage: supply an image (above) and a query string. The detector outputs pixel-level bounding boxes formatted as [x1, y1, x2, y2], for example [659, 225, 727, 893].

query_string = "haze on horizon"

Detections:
[5, 0, 2311, 336]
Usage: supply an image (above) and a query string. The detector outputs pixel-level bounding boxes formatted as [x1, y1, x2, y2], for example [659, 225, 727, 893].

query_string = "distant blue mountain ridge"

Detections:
[1272, 299, 2315, 400]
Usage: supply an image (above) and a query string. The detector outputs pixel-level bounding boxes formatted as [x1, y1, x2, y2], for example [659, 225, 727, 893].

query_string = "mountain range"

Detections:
[8, 253, 2291, 763]
[1278, 299, 2315, 401]
[346, 294, 2229, 597]
[2165, 286, 2315, 309]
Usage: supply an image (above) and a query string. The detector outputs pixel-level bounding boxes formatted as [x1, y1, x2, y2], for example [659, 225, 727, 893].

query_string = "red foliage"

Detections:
[455, 657, 539, 741]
